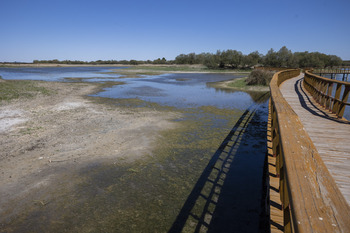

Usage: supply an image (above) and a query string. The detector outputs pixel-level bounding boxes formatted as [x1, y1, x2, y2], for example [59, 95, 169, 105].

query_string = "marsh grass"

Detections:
[209, 77, 270, 93]
[227, 77, 249, 88]
[0, 78, 50, 102]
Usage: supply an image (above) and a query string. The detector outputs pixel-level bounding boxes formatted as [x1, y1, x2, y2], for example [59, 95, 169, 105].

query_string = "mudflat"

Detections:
[0, 81, 177, 222]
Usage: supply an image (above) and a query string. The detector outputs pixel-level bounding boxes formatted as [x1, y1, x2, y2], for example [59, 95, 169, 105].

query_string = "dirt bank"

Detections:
[0, 81, 177, 220]
[208, 77, 270, 92]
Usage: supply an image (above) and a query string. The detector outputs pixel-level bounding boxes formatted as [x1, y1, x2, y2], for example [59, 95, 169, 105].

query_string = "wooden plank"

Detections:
[269, 70, 350, 233]
[280, 75, 350, 206]
[267, 102, 284, 233]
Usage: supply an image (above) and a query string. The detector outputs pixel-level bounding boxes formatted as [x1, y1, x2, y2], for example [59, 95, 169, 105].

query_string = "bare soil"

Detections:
[0, 81, 177, 220]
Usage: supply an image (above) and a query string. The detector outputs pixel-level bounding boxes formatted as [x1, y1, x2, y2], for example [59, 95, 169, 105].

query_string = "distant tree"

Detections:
[129, 60, 139, 65]
[225, 50, 243, 68]
[203, 53, 219, 69]
[175, 54, 187, 64]
[263, 49, 278, 67]
[153, 57, 167, 64]
[276, 46, 293, 67]
[328, 55, 342, 67]
[242, 51, 262, 68]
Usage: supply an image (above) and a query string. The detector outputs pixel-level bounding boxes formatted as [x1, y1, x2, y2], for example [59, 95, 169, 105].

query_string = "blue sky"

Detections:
[1, 0, 349, 62]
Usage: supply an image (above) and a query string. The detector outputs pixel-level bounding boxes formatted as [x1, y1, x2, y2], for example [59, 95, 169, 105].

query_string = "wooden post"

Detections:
[332, 83, 342, 114]
[337, 86, 350, 118]
[325, 82, 333, 111]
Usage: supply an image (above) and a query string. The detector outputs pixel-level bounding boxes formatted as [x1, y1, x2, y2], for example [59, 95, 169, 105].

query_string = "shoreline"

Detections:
[0, 63, 128, 68]
[0, 63, 251, 75]
[208, 77, 270, 92]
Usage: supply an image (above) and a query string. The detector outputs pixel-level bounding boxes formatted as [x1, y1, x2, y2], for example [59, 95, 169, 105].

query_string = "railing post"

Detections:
[332, 83, 342, 115]
[325, 82, 333, 111]
[307, 70, 350, 118]
[337, 86, 350, 118]
[271, 106, 280, 177]
[282, 171, 291, 233]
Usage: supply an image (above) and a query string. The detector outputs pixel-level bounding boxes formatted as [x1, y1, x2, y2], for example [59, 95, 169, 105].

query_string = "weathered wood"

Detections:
[269, 70, 350, 233]
[280, 75, 350, 206]
[314, 68, 350, 75]
[268, 100, 284, 233]
[304, 70, 350, 118]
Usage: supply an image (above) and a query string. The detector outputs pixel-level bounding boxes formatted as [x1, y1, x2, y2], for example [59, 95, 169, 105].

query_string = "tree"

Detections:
[129, 60, 139, 65]
[276, 46, 293, 67]
[243, 51, 262, 68]
[153, 57, 167, 64]
[263, 49, 278, 67]
[226, 50, 243, 68]
[328, 55, 342, 67]
[203, 53, 219, 69]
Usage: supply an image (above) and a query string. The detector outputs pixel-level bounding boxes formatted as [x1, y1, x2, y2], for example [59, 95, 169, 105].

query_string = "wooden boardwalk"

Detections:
[267, 104, 283, 233]
[279, 74, 350, 205]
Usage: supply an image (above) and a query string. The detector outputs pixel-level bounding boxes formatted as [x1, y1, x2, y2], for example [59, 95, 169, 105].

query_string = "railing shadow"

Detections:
[168, 97, 269, 233]
[295, 78, 350, 125]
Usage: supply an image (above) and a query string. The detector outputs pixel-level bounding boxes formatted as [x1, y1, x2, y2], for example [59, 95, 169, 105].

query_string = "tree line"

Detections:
[33, 58, 168, 65]
[174, 46, 343, 69]
[32, 46, 345, 69]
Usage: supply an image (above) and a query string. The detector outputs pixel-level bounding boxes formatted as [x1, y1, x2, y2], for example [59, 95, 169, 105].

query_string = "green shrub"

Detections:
[245, 69, 274, 86]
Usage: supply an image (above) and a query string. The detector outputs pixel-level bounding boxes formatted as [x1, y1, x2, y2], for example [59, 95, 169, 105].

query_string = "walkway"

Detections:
[279, 74, 350, 205]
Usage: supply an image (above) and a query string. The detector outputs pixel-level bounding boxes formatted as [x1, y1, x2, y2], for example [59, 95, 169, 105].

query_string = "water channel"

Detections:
[0, 67, 270, 232]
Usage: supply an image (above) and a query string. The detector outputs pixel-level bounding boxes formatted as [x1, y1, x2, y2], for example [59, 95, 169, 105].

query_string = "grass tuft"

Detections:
[0, 79, 50, 102]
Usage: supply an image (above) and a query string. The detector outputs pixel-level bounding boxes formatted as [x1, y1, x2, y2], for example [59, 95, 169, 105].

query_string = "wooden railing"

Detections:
[304, 70, 350, 118]
[269, 69, 350, 232]
[314, 68, 350, 74]
[255, 67, 290, 72]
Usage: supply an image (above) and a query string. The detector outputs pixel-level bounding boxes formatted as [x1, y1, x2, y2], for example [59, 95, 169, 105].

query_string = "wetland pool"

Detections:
[0, 67, 270, 232]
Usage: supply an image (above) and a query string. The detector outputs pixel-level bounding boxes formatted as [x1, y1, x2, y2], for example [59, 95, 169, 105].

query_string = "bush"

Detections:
[245, 69, 274, 86]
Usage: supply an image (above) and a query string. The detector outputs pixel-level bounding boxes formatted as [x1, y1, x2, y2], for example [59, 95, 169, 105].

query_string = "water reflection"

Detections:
[92, 73, 262, 110]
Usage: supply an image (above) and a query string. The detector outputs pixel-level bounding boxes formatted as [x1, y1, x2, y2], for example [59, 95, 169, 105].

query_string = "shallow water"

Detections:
[0, 66, 124, 82]
[0, 67, 269, 232]
[92, 73, 255, 110]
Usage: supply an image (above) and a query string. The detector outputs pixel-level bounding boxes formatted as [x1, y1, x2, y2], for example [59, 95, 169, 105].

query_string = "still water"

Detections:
[92, 73, 256, 110]
[0, 66, 124, 81]
[0, 67, 269, 232]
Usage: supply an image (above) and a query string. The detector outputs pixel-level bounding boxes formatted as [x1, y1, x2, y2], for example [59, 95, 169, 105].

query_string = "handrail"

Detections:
[269, 69, 350, 232]
[304, 70, 350, 118]
[314, 68, 350, 74]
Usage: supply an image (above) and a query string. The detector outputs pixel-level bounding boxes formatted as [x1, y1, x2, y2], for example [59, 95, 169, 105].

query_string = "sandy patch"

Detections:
[0, 109, 27, 133]
[0, 81, 178, 219]
[52, 101, 88, 111]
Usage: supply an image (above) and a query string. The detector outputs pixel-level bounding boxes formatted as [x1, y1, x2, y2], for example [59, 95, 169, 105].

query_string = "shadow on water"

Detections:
[168, 93, 269, 233]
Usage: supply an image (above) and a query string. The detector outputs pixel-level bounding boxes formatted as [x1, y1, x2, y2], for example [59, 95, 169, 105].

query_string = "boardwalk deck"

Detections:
[279, 74, 350, 205]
